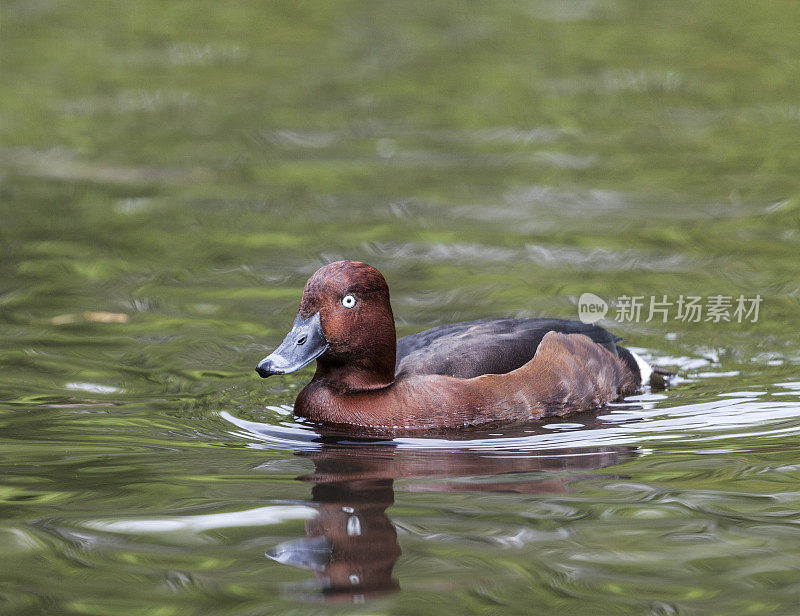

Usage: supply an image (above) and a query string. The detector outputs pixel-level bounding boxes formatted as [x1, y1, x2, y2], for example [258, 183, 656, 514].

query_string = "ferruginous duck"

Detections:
[255, 260, 661, 430]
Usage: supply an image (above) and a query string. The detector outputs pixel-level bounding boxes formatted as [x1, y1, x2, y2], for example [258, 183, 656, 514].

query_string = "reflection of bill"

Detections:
[266, 437, 636, 601]
[578, 292, 609, 324]
[268, 474, 399, 601]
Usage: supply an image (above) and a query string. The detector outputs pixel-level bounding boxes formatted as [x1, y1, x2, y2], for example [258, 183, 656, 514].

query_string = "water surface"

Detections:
[2, 1, 800, 614]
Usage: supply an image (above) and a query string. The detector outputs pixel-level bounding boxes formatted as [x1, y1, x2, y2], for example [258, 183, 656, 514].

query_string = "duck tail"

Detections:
[648, 366, 675, 390]
[617, 347, 675, 390]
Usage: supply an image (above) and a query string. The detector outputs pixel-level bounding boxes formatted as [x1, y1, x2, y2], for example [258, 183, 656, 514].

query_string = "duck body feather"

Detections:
[396, 317, 624, 379]
[257, 261, 654, 431]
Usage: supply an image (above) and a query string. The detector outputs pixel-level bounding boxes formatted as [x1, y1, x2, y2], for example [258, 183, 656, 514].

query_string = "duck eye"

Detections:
[341, 294, 357, 309]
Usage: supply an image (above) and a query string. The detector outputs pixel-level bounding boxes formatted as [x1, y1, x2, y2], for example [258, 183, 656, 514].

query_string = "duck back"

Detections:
[396, 318, 622, 379]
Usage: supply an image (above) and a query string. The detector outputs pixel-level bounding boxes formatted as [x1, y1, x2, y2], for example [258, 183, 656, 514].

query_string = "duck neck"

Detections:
[313, 352, 396, 391]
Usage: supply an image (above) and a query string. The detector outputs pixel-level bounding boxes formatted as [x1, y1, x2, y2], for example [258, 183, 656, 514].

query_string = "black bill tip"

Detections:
[255, 362, 282, 378]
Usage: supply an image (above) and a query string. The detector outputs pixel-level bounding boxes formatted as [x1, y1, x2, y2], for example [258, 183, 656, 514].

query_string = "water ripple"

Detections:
[220, 380, 800, 454]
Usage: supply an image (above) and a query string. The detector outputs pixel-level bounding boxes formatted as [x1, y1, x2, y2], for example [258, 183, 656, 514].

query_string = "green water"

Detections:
[2, 1, 800, 614]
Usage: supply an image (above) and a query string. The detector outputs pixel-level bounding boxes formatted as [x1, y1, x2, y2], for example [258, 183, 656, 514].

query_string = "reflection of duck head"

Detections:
[266, 437, 636, 601]
[268, 450, 401, 599]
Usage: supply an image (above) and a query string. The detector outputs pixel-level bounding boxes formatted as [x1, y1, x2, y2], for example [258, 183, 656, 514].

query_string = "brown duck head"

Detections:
[256, 261, 397, 391]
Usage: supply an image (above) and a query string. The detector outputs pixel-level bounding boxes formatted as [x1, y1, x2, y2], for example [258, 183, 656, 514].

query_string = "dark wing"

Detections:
[395, 318, 622, 379]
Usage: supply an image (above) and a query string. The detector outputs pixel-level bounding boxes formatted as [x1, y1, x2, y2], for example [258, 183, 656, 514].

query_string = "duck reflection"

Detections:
[268, 467, 399, 598]
[265, 431, 635, 601]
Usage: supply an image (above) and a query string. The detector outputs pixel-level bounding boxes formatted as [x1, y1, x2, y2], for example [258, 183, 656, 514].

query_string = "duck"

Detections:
[255, 260, 663, 430]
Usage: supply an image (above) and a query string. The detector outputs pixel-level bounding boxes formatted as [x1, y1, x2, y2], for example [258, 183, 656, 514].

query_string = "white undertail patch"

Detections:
[630, 350, 653, 385]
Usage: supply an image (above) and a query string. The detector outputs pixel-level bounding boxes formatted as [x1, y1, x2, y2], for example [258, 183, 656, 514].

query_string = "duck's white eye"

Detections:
[341, 294, 357, 308]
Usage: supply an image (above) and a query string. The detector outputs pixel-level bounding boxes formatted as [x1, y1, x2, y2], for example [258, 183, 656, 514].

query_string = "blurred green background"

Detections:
[2, 1, 800, 614]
